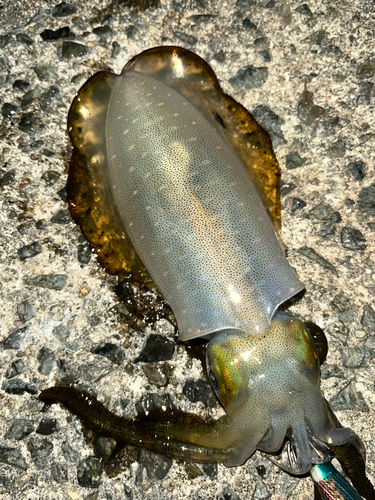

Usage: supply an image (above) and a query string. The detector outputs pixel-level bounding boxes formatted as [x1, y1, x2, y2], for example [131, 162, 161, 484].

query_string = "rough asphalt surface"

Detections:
[0, 1, 374, 499]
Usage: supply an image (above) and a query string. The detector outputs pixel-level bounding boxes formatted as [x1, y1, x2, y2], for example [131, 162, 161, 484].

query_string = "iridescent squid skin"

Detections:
[39, 47, 374, 499]
[207, 313, 353, 471]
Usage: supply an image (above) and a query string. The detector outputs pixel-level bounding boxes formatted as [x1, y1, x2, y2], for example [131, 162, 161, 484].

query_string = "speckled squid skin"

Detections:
[40, 47, 374, 498]
[105, 69, 303, 340]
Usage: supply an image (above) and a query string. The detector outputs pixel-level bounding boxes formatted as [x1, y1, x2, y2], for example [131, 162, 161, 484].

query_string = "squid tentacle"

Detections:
[39, 385, 235, 464]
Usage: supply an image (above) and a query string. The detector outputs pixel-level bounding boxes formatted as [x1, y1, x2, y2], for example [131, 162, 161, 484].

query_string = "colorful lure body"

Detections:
[311, 463, 363, 500]
[40, 47, 374, 499]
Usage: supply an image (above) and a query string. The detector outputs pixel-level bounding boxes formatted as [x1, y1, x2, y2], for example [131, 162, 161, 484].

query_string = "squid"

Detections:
[39, 46, 374, 499]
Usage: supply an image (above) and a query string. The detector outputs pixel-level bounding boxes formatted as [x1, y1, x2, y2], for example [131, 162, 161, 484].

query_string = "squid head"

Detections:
[207, 312, 364, 474]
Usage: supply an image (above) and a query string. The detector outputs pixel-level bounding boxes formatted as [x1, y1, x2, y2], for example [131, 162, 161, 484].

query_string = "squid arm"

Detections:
[39, 385, 375, 500]
[39, 385, 234, 464]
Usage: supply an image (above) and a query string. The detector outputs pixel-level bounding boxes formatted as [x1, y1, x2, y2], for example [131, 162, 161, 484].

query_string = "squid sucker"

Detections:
[39, 47, 374, 499]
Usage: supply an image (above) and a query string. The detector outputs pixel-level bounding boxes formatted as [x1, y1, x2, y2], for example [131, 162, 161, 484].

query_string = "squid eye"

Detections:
[304, 321, 328, 365]
[208, 368, 219, 393]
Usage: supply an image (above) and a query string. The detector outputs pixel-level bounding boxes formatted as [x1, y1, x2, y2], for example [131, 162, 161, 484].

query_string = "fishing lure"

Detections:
[311, 463, 363, 500]
[39, 47, 374, 499]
